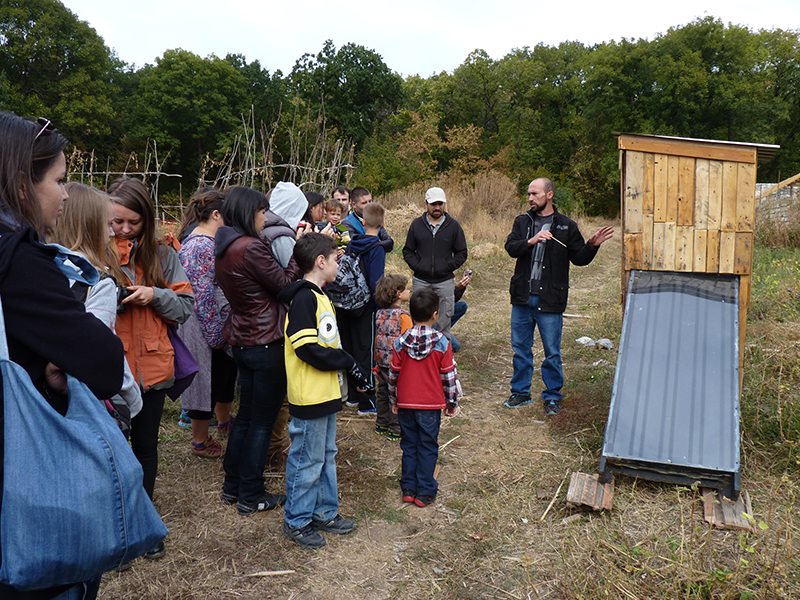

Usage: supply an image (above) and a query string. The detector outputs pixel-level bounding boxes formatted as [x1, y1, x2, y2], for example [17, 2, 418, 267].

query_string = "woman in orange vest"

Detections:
[109, 177, 194, 561]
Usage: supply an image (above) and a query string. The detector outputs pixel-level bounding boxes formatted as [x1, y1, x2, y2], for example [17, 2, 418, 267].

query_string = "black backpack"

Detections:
[326, 241, 381, 314]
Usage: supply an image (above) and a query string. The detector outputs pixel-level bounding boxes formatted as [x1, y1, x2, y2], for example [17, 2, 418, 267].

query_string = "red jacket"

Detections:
[389, 325, 458, 410]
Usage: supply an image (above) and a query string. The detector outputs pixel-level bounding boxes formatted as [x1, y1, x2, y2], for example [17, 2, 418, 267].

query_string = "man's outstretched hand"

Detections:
[588, 226, 614, 247]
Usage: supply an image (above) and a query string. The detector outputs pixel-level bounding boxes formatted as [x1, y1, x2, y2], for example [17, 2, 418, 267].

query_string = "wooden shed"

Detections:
[600, 134, 779, 498]
[617, 133, 779, 377]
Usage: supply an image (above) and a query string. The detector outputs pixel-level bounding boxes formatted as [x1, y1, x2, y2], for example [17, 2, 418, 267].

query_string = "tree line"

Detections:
[2, 0, 799, 214]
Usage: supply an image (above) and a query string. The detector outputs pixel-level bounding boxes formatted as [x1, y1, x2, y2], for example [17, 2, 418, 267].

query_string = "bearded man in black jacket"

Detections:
[504, 178, 613, 415]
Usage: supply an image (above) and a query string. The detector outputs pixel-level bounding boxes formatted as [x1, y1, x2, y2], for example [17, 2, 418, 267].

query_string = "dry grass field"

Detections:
[100, 181, 800, 599]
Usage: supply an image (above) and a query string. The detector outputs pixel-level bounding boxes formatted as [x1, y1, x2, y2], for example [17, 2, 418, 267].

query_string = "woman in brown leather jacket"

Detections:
[215, 186, 301, 515]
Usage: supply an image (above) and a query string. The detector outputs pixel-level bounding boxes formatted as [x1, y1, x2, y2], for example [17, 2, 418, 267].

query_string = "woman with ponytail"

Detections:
[177, 187, 237, 458]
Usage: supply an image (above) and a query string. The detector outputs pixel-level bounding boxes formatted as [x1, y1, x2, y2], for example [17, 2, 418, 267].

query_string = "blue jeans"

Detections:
[398, 408, 441, 498]
[449, 300, 468, 352]
[223, 343, 286, 504]
[510, 295, 563, 402]
[284, 413, 339, 529]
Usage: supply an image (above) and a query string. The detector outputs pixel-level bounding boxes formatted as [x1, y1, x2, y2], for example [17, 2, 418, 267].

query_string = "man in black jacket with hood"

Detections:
[402, 187, 468, 344]
[504, 178, 613, 415]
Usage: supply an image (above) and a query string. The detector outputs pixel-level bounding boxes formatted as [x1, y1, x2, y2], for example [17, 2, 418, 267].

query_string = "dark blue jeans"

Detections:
[510, 295, 563, 402]
[223, 342, 286, 504]
[449, 300, 468, 352]
[398, 408, 441, 498]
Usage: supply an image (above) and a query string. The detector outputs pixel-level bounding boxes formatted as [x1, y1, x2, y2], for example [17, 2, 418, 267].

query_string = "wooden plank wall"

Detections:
[620, 144, 756, 385]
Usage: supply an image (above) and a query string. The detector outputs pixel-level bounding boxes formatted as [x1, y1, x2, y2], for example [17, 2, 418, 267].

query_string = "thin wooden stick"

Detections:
[242, 569, 295, 577]
[540, 469, 569, 521]
[439, 434, 461, 451]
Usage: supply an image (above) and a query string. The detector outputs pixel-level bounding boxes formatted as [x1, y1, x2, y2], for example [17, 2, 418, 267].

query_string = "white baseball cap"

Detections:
[425, 187, 446, 204]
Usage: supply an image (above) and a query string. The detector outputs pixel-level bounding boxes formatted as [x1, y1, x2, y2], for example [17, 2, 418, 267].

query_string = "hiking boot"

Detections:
[282, 521, 326, 549]
[237, 492, 286, 515]
[413, 495, 435, 507]
[544, 399, 562, 415]
[311, 514, 355, 534]
[504, 393, 532, 408]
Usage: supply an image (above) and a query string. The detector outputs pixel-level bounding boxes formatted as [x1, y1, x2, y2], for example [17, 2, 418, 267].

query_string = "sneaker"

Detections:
[144, 539, 166, 560]
[191, 436, 224, 458]
[282, 521, 326, 549]
[344, 400, 359, 408]
[221, 491, 238, 505]
[178, 409, 191, 429]
[413, 495, 435, 507]
[311, 514, 355, 534]
[237, 492, 287, 516]
[375, 425, 390, 436]
[385, 431, 401, 441]
[216, 417, 234, 433]
[504, 393, 532, 408]
[357, 408, 377, 417]
[544, 399, 562, 415]
[402, 490, 416, 503]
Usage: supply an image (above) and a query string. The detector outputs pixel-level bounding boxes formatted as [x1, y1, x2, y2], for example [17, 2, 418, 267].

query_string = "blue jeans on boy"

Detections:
[223, 343, 286, 504]
[510, 295, 563, 402]
[398, 408, 441, 498]
[284, 413, 339, 530]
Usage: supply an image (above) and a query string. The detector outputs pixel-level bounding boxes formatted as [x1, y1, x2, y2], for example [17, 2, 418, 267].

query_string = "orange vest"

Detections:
[114, 237, 192, 391]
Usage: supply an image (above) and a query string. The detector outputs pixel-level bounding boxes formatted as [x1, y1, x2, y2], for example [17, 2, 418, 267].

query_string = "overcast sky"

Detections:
[61, 0, 799, 77]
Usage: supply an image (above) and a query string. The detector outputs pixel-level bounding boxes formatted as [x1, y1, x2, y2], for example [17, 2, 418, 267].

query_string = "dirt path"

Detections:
[100, 217, 623, 599]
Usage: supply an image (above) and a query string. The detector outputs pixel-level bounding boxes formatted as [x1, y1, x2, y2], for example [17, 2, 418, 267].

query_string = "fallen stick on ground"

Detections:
[242, 570, 296, 577]
[541, 469, 569, 521]
[440, 435, 461, 451]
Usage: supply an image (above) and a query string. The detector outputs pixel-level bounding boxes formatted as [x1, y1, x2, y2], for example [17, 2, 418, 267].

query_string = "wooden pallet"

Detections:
[566, 473, 614, 511]
[702, 488, 756, 532]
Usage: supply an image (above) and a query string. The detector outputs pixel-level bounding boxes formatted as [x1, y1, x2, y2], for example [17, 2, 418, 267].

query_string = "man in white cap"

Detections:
[402, 187, 468, 343]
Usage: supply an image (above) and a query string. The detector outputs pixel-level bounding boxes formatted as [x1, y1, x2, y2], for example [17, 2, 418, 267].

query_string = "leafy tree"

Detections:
[0, 0, 124, 152]
[224, 53, 288, 126]
[290, 40, 405, 147]
[126, 49, 249, 182]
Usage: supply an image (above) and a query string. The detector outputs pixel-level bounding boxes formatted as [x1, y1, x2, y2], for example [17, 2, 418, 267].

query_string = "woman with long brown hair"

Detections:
[108, 176, 194, 560]
[0, 113, 125, 598]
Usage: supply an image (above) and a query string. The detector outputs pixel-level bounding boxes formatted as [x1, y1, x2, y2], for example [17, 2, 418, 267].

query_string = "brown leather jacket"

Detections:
[215, 226, 301, 347]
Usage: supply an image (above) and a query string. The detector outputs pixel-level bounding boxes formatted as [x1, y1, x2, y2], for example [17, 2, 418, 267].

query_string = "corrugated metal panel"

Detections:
[600, 270, 740, 497]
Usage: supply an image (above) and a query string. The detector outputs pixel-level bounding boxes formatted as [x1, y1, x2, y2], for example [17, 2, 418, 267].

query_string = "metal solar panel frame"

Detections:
[599, 270, 741, 499]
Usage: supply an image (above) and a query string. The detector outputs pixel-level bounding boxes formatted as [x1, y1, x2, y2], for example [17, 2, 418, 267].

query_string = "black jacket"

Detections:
[505, 209, 599, 312]
[402, 213, 468, 283]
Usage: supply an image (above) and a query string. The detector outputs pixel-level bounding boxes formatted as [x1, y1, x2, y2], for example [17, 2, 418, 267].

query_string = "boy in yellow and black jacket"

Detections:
[276, 233, 372, 549]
